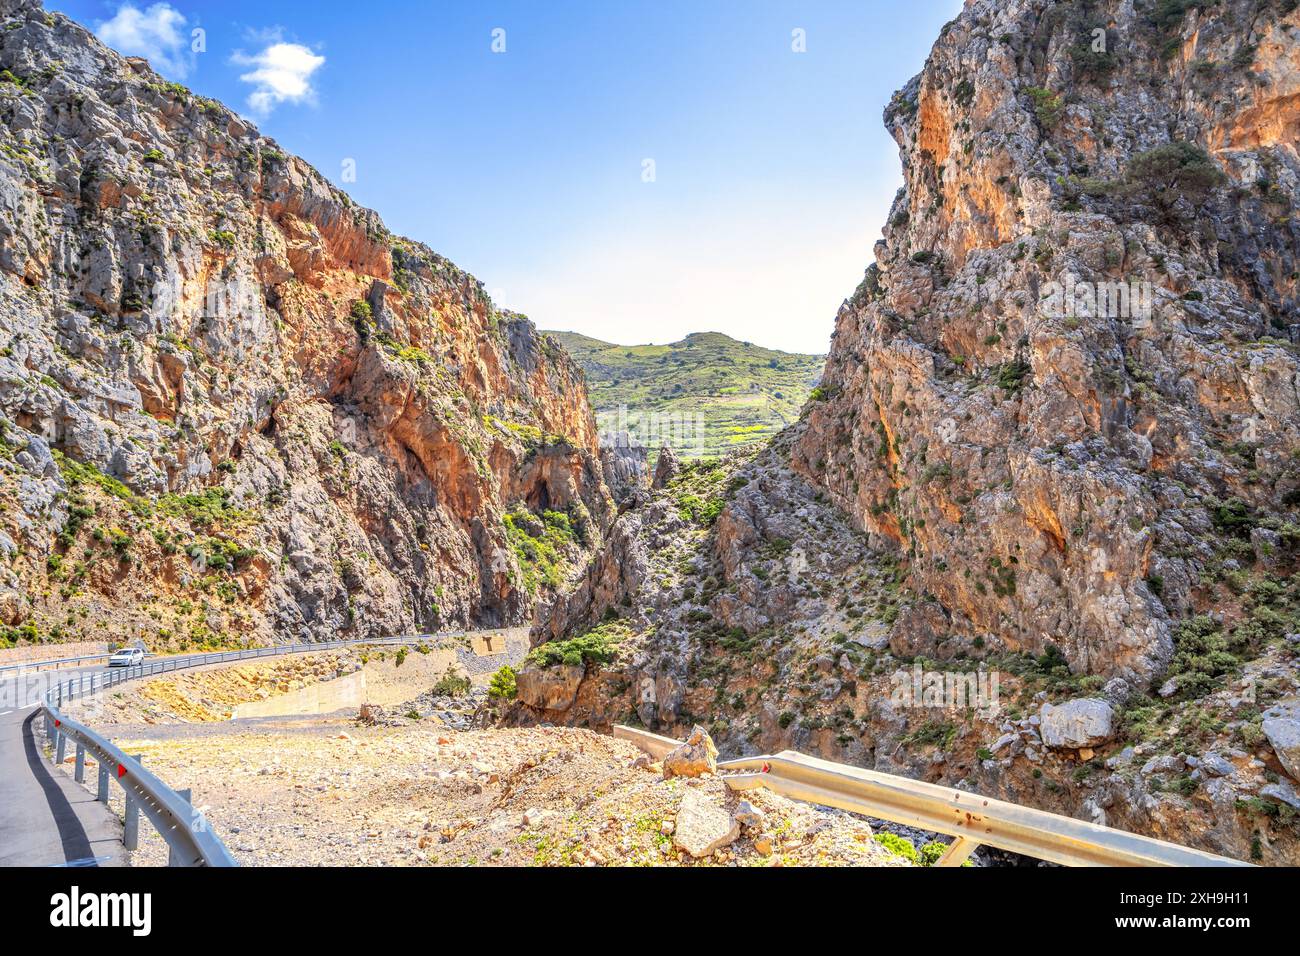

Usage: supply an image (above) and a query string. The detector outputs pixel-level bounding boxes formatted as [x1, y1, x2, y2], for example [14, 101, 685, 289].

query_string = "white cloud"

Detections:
[95, 2, 192, 79]
[232, 42, 325, 116]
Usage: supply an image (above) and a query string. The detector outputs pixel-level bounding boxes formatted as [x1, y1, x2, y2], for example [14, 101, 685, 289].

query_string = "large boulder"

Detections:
[0, 587, 24, 626]
[514, 664, 585, 712]
[1039, 699, 1115, 750]
[651, 445, 680, 489]
[672, 788, 739, 858]
[1262, 698, 1300, 782]
[662, 724, 718, 778]
[601, 440, 648, 507]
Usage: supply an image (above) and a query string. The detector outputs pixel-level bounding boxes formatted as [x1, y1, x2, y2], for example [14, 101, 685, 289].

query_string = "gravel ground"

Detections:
[58, 716, 911, 867]
[51, 648, 915, 867]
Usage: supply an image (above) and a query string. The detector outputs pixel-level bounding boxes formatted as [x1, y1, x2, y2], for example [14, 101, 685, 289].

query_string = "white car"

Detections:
[107, 647, 144, 667]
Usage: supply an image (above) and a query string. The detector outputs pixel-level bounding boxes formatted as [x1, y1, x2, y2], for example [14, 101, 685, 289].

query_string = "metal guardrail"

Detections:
[7, 627, 523, 679]
[612, 725, 1252, 868]
[0, 652, 111, 675]
[36, 629, 522, 867]
[42, 680, 236, 867]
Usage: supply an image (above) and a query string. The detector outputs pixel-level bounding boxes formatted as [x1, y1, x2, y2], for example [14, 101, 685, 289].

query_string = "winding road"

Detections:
[0, 629, 528, 867]
[0, 663, 126, 867]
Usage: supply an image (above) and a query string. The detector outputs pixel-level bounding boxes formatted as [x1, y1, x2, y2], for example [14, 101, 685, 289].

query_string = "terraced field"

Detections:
[547, 331, 823, 458]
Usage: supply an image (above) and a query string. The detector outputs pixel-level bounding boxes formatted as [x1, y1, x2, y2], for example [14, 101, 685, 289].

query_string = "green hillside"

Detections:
[546, 331, 823, 459]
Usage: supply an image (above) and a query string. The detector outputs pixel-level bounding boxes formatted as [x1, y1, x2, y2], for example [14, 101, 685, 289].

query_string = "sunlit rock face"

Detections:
[795, 0, 1300, 684]
[507, 0, 1300, 865]
[0, 0, 611, 648]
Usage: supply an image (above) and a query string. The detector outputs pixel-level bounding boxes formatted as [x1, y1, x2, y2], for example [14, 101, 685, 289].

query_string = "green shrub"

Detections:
[158, 487, 248, 528]
[902, 719, 958, 751]
[432, 667, 471, 697]
[503, 505, 579, 595]
[676, 492, 724, 525]
[525, 620, 628, 669]
[995, 359, 1032, 393]
[1025, 87, 1063, 129]
[1148, 0, 1205, 35]
[488, 665, 517, 700]
[1168, 615, 1240, 698]
[919, 841, 967, 866]
[1211, 497, 1255, 535]
[54, 451, 135, 502]
[186, 537, 254, 572]
[1070, 29, 1115, 81]
[874, 832, 920, 863]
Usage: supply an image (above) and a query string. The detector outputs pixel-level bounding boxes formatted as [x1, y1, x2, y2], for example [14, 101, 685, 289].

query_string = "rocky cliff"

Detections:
[516, 0, 1300, 864]
[796, 0, 1300, 685]
[0, 0, 611, 650]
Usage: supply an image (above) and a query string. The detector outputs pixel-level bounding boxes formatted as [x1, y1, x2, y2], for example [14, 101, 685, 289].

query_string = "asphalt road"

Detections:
[0, 633, 519, 866]
[0, 699, 125, 867]
[0, 659, 172, 868]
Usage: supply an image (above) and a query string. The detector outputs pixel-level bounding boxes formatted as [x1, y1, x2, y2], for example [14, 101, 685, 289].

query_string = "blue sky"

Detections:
[50, 1, 963, 353]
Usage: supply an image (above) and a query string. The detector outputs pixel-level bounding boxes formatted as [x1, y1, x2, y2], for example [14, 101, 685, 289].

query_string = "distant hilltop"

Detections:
[545, 331, 824, 459]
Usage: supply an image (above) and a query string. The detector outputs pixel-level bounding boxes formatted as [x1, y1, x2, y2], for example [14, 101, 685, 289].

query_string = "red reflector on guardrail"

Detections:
[117, 764, 127, 779]
[53, 719, 61, 727]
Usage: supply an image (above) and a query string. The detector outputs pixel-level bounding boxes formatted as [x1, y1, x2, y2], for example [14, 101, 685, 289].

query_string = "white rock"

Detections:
[522, 808, 552, 827]
[733, 800, 764, 828]
[1199, 752, 1235, 777]
[990, 733, 1017, 753]
[1039, 698, 1115, 750]
[672, 789, 740, 859]
[1260, 779, 1300, 811]
[1261, 699, 1300, 782]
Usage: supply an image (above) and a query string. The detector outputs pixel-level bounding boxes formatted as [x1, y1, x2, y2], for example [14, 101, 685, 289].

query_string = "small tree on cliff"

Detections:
[1121, 141, 1226, 222]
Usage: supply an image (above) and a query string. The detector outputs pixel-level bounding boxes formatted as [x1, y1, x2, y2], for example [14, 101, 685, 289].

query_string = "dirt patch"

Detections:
[79, 721, 911, 867]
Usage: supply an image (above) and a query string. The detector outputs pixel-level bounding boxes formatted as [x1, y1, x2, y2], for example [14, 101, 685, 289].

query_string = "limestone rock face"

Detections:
[601, 440, 648, 508]
[531, 506, 649, 646]
[0, 2, 612, 649]
[1262, 698, 1300, 782]
[1039, 699, 1115, 750]
[651, 445, 680, 489]
[515, 664, 586, 713]
[792, 0, 1300, 682]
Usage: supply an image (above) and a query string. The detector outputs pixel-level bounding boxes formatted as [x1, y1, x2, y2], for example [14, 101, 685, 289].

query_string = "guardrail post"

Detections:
[54, 731, 66, 767]
[168, 789, 192, 867]
[935, 836, 979, 867]
[97, 762, 110, 803]
[74, 743, 86, 783]
[123, 754, 143, 851]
